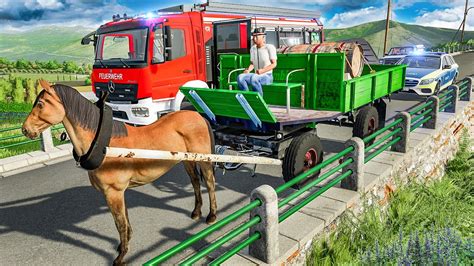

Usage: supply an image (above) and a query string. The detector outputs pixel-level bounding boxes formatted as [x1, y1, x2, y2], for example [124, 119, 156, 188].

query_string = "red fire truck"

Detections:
[82, 1, 324, 125]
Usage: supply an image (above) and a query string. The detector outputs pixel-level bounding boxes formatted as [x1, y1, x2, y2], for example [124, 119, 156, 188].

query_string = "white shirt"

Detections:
[250, 43, 277, 74]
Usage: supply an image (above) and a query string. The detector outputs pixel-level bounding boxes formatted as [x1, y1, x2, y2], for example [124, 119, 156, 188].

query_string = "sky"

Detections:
[0, 0, 473, 32]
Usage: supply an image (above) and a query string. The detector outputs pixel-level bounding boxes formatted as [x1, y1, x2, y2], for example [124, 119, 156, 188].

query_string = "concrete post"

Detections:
[443, 85, 458, 113]
[459, 77, 473, 101]
[391, 112, 411, 153]
[340, 137, 364, 192]
[423, 96, 439, 129]
[40, 128, 55, 152]
[249, 184, 279, 263]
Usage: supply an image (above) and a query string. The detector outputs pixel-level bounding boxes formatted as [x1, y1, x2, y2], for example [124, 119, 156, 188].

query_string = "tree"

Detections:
[0, 57, 10, 68]
[15, 59, 30, 69]
[12, 77, 25, 103]
[45, 60, 61, 70]
[63, 61, 79, 73]
[25, 78, 37, 104]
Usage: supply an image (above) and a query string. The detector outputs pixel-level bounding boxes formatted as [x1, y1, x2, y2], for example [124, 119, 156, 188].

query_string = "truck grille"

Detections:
[405, 79, 419, 87]
[94, 83, 138, 103]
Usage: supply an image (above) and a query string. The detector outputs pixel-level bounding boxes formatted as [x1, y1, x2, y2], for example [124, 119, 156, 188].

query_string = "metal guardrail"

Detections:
[146, 76, 473, 265]
[0, 124, 68, 152]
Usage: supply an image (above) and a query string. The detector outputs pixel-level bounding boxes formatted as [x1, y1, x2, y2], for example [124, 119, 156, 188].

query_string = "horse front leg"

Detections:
[105, 188, 130, 266]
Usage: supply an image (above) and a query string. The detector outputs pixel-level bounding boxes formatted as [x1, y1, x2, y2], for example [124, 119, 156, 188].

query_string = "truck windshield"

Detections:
[399, 56, 440, 69]
[96, 28, 148, 64]
[389, 47, 414, 55]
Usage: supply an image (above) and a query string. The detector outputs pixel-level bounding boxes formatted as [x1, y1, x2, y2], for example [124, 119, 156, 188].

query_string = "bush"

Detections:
[0, 78, 12, 101]
[84, 77, 92, 85]
[25, 78, 36, 104]
[12, 77, 25, 103]
[361, 228, 473, 265]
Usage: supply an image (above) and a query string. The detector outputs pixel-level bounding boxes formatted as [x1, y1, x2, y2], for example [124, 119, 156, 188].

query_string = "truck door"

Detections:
[151, 23, 196, 99]
[212, 19, 251, 87]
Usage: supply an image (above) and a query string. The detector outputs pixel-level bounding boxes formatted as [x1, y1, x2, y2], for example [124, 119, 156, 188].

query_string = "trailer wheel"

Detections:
[282, 133, 324, 190]
[353, 106, 379, 145]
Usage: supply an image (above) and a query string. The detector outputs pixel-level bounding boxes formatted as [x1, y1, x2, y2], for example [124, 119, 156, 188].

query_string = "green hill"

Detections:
[0, 21, 473, 64]
[325, 20, 474, 56]
[0, 26, 95, 64]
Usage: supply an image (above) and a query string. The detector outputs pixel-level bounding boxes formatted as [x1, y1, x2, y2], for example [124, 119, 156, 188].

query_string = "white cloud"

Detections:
[0, 0, 132, 32]
[414, 6, 473, 30]
[325, 7, 394, 28]
[394, 0, 467, 9]
[25, 0, 64, 10]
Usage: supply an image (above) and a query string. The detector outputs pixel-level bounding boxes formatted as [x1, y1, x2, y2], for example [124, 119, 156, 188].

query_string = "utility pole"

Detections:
[383, 0, 391, 56]
[460, 0, 469, 42]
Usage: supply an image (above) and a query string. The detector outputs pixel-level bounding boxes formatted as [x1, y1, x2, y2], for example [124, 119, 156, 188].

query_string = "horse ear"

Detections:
[39, 79, 54, 93]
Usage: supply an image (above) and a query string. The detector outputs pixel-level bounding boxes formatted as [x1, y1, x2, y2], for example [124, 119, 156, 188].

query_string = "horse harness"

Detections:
[73, 90, 113, 170]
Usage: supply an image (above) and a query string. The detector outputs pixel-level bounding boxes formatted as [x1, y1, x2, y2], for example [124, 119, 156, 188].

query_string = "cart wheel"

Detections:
[353, 106, 379, 145]
[282, 133, 324, 190]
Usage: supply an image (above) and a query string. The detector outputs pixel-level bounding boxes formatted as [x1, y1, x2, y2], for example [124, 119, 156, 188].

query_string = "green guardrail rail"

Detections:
[0, 124, 67, 150]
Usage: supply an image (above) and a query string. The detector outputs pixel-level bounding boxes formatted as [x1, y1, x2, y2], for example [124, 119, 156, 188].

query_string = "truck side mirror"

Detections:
[81, 31, 96, 45]
[443, 64, 451, 69]
[81, 37, 91, 45]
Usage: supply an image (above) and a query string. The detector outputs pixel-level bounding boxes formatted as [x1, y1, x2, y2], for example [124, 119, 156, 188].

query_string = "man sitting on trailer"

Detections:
[237, 27, 277, 96]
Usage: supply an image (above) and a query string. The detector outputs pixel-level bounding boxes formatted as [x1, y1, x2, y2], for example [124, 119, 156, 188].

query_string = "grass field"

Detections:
[74, 85, 93, 92]
[0, 72, 88, 82]
[308, 133, 473, 264]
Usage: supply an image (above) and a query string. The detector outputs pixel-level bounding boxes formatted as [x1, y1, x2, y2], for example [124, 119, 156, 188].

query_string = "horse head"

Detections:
[22, 79, 65, 139]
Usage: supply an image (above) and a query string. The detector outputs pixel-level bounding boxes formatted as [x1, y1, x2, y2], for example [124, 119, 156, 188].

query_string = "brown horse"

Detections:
[22, 80, 217, 265]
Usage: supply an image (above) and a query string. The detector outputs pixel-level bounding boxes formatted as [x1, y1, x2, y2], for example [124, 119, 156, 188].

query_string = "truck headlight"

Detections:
[419, 78, 436, 85]
[131, 107, 149, 117]
[379, 59, 384, 64]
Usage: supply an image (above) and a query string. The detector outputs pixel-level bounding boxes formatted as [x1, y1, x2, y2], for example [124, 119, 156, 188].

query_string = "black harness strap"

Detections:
[73, 91, 113, 170]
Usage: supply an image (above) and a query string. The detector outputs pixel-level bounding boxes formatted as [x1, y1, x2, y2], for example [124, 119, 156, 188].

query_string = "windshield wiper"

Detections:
[109, 58, 130, 68]
[95, 58, 106, 68]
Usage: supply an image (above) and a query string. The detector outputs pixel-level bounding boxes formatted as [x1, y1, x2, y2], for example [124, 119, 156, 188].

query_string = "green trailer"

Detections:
[180, 53, 406, 188]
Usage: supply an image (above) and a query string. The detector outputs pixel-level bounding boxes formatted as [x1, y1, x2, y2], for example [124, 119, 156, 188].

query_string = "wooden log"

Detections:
[105, 147, 283, 165]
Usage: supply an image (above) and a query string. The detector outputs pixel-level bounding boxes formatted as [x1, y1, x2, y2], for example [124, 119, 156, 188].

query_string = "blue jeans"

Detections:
[237, 73, 273, 96]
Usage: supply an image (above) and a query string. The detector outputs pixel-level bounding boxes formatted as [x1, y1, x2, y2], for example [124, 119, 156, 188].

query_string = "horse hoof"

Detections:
[206, 214, 217, 224]
[113, 258, 124, 266]
[191, 211, 202, 220]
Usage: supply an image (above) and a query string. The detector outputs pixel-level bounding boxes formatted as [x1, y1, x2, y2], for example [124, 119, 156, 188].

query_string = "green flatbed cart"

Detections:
[181, 53, 406, 188]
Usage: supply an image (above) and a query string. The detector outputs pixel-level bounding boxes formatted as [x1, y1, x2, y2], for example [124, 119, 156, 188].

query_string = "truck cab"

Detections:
[82, 1, 323, 125]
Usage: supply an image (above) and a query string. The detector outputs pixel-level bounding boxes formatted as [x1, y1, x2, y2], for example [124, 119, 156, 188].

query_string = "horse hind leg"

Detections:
[199, 162, 217, 224]
[183, 162, 203, 220]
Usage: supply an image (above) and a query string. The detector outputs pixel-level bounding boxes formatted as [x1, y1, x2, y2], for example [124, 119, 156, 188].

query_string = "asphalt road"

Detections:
[0, 52, 472, 265]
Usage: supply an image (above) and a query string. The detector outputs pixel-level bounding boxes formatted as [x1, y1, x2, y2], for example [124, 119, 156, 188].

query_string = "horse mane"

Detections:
[52, 84, 128, 137]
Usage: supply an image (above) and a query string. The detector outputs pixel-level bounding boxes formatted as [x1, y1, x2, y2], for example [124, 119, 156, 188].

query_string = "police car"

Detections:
[398, 52, 459, 96]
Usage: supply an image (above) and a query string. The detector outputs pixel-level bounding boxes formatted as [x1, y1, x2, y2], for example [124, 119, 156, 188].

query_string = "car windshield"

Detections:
[389, 47, 414, 55]
[399, 56, 440, 69]
[96, 28, 148, 63]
